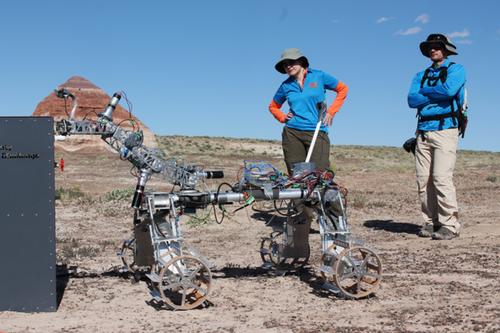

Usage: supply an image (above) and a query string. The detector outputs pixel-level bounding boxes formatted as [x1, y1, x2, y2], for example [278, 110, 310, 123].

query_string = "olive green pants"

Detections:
[282, 126, 330, 175]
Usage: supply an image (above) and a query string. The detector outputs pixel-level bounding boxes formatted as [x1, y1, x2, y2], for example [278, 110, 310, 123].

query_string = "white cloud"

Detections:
[415, 14, 430, 24]
[447, 29, 470, 39]
[376, 16, 394, 24]
[396, 26, 422, 36]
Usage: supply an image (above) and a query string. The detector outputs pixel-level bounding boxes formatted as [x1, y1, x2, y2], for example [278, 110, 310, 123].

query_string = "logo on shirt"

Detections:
[309, 82, 318, 88]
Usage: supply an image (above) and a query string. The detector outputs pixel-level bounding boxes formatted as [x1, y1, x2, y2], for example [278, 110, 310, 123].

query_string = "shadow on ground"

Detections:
[213, 264, 344, 300]
[364, 219, 420, 235]
[56, 264, 129, 308]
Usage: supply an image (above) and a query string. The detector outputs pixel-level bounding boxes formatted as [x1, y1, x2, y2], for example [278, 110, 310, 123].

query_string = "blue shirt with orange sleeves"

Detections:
[269, 68, 348, 133]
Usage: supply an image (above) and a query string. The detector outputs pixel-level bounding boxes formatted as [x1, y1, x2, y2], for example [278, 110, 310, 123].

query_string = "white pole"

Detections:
[305, 103, 326, 163]
[305, 120, 321, 163]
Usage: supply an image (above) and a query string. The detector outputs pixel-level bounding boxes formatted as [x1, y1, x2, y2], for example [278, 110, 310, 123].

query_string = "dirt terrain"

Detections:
[1, 136, 499, 333]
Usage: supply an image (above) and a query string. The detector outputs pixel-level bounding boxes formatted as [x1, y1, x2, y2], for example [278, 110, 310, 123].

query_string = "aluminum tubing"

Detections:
[145, 192, 179, 209]
[211, 192, 245, 204]
[131, 170, 151, 209]
[144, 188, 309, 208]
[148, 191, 246, 206]
[213, 188, 307, 203]
[273, 188, 309, 199]
[101, 93, 122, 120]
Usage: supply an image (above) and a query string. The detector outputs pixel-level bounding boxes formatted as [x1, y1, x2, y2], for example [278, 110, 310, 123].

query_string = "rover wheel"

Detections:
[157, 255, 212, 310]
[332, 247, 382, 299]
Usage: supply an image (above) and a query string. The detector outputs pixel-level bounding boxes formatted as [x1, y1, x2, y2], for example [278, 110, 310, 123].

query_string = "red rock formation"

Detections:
[33, 76, 158, 151]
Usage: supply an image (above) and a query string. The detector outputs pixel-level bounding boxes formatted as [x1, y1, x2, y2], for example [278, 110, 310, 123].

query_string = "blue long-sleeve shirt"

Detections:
[407, 59, 466, 131]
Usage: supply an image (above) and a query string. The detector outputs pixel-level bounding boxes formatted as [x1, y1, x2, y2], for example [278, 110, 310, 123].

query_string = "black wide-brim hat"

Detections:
[419, 33, 458, 57]
[275, 48, 309, 74]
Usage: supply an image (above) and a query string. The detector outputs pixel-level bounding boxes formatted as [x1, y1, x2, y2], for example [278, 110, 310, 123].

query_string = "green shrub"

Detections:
[77, 245, 101, 258]
[368, 200, 388, 209]
[55, 187, 86, 201]
[350, 192, 367, 209]
[102, 188, 135, 202]
[486, 175, 497, 183]
[57, 238, 101, 261]
[186, 210, 214, 227]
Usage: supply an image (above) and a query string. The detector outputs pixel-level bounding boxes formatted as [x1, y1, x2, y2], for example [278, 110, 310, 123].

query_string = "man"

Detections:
[407, 33, 467, 240]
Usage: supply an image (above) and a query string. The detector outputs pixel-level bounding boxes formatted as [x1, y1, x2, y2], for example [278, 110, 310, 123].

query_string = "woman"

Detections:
[269, 48, 348, 175]
[407, 34, 466, 240]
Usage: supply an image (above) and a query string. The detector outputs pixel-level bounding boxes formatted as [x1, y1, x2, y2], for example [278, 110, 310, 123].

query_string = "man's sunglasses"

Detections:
[428, 43, 444, 51]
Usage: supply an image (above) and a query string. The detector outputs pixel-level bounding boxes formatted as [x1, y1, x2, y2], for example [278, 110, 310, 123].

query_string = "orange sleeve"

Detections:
[269, 100, 287, 123]
[327, 81, 348, 117]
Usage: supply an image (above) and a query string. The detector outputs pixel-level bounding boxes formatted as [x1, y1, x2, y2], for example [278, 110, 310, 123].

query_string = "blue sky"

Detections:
[1, 0, 499, 152]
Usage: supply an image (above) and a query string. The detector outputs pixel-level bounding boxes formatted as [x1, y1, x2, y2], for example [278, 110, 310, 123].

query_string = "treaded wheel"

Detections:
[259, 232, 309, 270]
[332, 247, 382, 299]
[157, 255, 212, 310]
[120, 238, 137, 273]
[260, 232, 283, 265]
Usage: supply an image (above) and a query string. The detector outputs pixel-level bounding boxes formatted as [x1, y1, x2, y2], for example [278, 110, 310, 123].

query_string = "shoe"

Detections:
[418, 224, 435, 238]
[432, 227, 459, 240]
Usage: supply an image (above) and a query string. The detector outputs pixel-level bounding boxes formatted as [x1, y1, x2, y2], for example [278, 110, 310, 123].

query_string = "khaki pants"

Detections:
[415, 128, 460, 233]
[282, 126, 330, 175]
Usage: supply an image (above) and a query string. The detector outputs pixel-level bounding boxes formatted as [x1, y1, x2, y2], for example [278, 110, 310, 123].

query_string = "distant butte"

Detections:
[58, 76, 100, 90]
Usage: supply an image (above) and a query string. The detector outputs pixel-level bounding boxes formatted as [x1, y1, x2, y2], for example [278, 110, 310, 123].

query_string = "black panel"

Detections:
[0, 117, 56, 312]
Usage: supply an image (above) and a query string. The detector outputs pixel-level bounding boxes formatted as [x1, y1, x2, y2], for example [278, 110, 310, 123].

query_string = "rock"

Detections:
[33, 76, 158, 152]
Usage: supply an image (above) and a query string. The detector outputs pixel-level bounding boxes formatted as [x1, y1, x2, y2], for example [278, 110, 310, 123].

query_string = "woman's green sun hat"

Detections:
[419, 33, 458, 57]
[275, 48, 309, 74]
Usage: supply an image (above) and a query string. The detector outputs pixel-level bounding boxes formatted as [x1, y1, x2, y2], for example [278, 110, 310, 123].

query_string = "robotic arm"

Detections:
[54, 89, 224, 195]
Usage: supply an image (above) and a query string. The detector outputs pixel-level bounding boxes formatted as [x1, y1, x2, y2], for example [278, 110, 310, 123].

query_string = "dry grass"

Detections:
[157, 135, 500, 174]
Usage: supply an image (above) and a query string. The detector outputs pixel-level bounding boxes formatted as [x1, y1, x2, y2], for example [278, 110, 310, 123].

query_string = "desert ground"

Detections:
[1, 135, 499, 333]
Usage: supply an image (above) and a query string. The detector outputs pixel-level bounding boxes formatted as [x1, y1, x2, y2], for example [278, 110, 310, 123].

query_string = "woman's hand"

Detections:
[322, 113, 334, 126]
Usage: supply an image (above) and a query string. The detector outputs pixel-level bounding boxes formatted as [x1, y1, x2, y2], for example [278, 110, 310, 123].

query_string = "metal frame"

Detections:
[54, 89, 382, 309]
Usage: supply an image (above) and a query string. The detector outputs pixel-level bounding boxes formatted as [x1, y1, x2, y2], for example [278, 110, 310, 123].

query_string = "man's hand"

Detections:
[285, 112, 294, 122]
